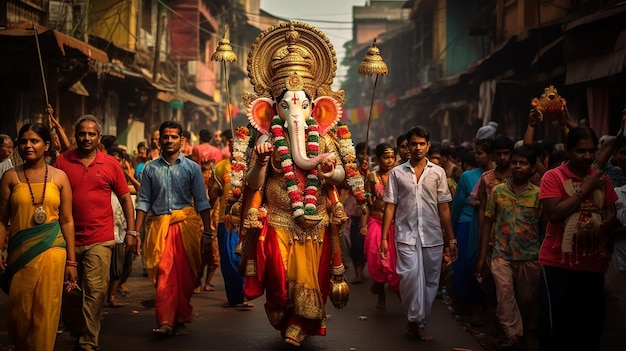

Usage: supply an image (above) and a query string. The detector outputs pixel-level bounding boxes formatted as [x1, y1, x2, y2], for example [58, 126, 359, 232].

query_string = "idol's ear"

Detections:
[247, 97, 275, 134]
[312, 96, 342, 136]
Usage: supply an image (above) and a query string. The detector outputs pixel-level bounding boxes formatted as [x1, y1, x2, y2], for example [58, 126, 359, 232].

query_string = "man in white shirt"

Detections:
[379, 125, 458, 341]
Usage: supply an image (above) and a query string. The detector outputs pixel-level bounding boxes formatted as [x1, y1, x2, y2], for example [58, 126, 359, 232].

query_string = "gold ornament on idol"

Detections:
[24, 164, 48, 225]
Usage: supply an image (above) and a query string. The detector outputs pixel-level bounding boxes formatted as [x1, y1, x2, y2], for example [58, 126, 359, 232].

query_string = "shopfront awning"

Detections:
[105, 60, 216, 107]
[565, 28, 626, 85]
[565, 5, 626, 31]
[0, 25, 108, 64]
[51, 30, 108, 64]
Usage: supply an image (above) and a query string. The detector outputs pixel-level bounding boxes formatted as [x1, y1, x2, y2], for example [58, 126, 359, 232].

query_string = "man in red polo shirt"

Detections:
[55, 115, 138, 351]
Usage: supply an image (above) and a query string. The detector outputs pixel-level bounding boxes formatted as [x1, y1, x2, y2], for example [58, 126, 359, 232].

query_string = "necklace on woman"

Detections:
[24, 164, 48, 225]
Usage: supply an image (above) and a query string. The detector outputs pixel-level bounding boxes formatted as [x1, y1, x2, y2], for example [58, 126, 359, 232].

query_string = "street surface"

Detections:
[0, 260, 483, 351]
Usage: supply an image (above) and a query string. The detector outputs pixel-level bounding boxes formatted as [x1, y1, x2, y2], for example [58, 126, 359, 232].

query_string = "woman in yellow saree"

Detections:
[0, 123, 77, 351]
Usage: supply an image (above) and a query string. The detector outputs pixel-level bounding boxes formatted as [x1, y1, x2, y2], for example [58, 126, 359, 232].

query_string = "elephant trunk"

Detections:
[286, 116, 330, 171]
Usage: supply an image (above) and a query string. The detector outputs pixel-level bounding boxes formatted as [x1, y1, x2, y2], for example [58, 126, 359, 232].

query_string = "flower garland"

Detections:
[230, 126, 251, 200]
[335, 125, 366, 203]
[271, 116, 319, 220]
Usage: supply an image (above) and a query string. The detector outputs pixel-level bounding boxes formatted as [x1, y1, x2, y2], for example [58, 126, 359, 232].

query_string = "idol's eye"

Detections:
[302, 101, 309, 109]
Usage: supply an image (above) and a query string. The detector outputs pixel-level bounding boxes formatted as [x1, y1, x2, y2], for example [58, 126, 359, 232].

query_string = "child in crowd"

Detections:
[363, 143, 400, 311]
[476, 146, 542, 349]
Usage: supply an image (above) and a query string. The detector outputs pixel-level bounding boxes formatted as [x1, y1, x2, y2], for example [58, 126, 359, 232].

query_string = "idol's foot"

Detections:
[285, 336, 301, 347]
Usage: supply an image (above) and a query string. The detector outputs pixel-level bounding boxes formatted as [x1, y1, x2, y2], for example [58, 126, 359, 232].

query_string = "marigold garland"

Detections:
[335, 125, 366, 203]
[230, 126, 251, 199]
[271, 116, 320, 220]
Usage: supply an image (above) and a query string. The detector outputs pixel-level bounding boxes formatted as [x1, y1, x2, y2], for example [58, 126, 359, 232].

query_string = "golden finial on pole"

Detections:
[358, 39, 388, 158]
[211, 25, 237, 133]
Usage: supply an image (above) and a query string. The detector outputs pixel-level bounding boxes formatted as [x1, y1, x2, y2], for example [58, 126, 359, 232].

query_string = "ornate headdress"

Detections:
[246, 21, 344, 103]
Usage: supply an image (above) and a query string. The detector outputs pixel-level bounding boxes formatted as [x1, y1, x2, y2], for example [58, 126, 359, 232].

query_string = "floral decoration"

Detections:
[335, 125, 366, 203]
[271, 116, 320, 220]
[231, 126, 250, 199]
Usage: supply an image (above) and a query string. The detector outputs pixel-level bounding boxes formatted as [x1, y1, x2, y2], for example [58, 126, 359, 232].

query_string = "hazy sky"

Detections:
[259, 0, 367, 83]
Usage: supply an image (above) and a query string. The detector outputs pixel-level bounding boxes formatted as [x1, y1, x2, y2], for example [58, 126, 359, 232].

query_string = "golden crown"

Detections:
[269, 26, 317, 98]
[247, 21, 344, 103]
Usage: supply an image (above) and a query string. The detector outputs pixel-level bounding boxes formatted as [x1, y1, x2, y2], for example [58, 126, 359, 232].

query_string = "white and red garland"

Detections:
[271, 115, 320, 221]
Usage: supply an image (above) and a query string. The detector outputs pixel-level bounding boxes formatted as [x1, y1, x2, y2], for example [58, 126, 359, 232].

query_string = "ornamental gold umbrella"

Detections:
[211, 25, 237, 133]
[358, 38, 388, 156]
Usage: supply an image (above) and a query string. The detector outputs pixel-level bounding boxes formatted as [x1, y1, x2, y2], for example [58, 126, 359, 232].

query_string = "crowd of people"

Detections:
[0, 21, 625, 351]
[0, 103, 625, 351]
[0, 108, 246, 350]
[341, 109, 625, 351]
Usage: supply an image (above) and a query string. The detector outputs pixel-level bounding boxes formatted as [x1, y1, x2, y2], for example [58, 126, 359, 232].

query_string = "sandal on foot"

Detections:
[416, 327, 432, 341]
[174, 323, 189, 336]
[222, 301, 255, 308]
[152, 325, 173, 336]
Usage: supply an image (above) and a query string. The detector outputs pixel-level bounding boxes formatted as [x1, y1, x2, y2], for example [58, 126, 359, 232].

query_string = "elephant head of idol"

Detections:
[245, 22, 344, 171]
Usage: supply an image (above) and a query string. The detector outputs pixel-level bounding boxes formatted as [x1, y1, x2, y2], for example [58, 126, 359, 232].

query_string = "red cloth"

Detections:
[192, 143, 223, 166]
[155, 223, 194, 326]
[539, 163, 618, 272]
[55, 149, 129, 246]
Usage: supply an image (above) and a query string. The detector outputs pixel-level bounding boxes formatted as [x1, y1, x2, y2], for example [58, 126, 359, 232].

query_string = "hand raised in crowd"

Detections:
[559, 105, 578, 130]
[528, 109, 541, 128]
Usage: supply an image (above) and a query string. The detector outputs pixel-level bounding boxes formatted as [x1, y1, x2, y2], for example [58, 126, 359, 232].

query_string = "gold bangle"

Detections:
[449, 239, 457, 245]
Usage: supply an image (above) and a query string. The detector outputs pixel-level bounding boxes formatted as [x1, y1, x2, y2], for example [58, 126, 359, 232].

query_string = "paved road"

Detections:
[0, 260, 483, 351]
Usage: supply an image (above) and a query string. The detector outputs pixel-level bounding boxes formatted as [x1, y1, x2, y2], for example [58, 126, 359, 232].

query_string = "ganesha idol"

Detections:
[230, 22, 365, 346]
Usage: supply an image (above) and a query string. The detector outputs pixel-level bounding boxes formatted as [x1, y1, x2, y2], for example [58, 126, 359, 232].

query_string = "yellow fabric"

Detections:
[144, 207, 202, 285]
[10, 182, 60, 236]
[7, 247, 66, 351]
[214, 159, 232, 218]
[277, 226, 326, 319]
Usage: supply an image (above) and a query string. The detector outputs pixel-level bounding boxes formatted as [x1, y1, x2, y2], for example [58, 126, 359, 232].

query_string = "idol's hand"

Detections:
[319, 154, 337, 174]
[254, 142, 274, 165]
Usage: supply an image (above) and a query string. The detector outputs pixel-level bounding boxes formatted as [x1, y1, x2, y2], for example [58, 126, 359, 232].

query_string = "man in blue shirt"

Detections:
[135, 121, 212, 337]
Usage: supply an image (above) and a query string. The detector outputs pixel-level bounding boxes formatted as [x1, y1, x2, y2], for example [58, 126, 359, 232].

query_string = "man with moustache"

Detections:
[135, 121, 212, 336]
[379, 125, 458, 341]
[0, 134, 14, 179]
[55, 114, 138, 351]
[148, 130, 160, 160]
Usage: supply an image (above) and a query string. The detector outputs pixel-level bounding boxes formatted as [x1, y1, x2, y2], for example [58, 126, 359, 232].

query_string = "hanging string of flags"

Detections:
[343, 92, 396, 124]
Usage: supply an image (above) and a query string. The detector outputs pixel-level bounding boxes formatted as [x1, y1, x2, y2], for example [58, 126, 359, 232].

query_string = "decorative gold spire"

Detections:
[358, 39, 388, 76]
[211, 25, 237, 63]
[247, 21, 343, 103]
[269, 25, 316, 99]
